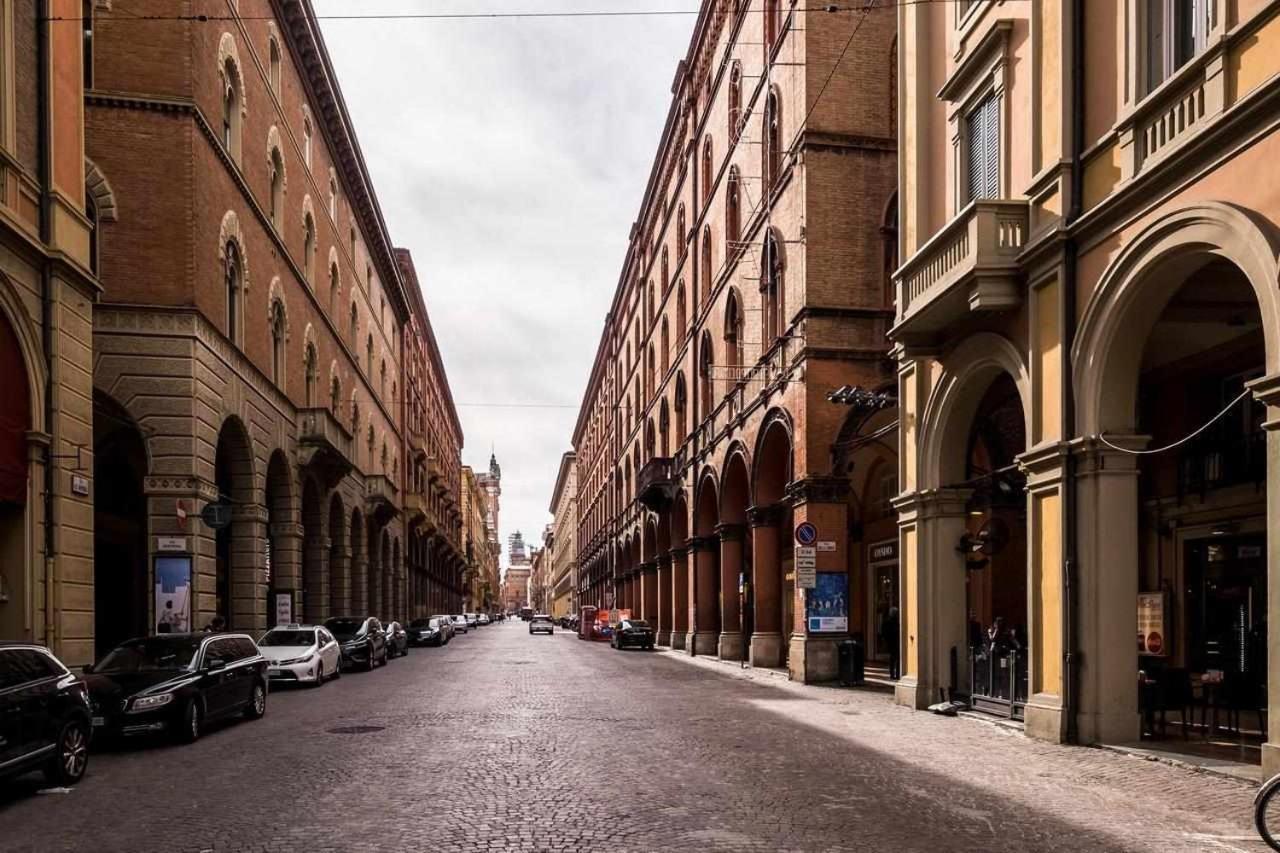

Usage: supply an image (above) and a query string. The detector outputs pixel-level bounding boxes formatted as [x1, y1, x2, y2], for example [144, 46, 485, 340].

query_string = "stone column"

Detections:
[689, 536, 719, 655]
[670, 547, 689, 650]
[231, 503, 268, 633]
[351, 523, 368, 616]
[716, 523, 744, 660]
[641, 561, 659, 626]
[270, 520, 303, 627]
[894, 488, 970, 710]
[786, 477, 852, 683]
[1254, 374, 1280, 776]
[329, 540, 352, 617]
[303, 535, 330, 625]
[655, 553, 673, 645]
[748, 504, 784, 667]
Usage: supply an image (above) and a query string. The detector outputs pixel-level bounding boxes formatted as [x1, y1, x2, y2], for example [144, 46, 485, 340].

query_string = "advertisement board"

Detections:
[1137, 592, 1167, 656]
[154, 556, 192, 634]
[806, 572, 848, 633]
[275, 592, 293, 627]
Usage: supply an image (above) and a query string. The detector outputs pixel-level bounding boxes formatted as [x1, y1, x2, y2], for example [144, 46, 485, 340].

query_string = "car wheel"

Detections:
[244, 681, 267, 719]
[365, 644, 376, 671]
[42, 719, 89, 786]
[177, 699, 201, 744]
[313, 662, 325, 687]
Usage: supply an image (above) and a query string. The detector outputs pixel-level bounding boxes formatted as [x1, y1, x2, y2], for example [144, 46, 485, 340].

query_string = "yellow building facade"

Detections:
[896, 0, 1280, 770]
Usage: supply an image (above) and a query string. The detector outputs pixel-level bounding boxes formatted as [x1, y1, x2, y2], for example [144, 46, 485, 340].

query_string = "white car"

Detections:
[257, 625, 341, 686]
[478, 613, 491, 626]
[451, 615, 469, 634]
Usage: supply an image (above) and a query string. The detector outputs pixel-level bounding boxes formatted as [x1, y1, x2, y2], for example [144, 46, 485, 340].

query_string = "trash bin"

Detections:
[838, 639, 865, 687]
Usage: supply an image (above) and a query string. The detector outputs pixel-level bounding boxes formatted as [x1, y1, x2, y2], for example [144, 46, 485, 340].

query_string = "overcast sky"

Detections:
[315, 1, 694, 562]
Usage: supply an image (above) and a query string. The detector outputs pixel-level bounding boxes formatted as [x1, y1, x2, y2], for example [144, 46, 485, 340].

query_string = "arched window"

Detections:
[349, 301, 358, 343]
[330, 375, 340, 414]
[268, 37, 282, 96]
[702, 137, 714, 204]
[674, 372, 687, 437]
[882, 192, 898, 308]
[302, 114, 313, 169]
[270, 299, 286, 385]
[762, 230, 785, 346]
[366, 334, 374, 373]
[726, 168, 741, 253]
[728, 63, 743, 143]
[676, 282, 687, 343]
[86, 193, 99, 275]
[302, 212, 316, 283]
[646, 344, 655, 402]
[701, 225, 714, 306]
[659, 400, 670, 457]
[269, 146, 284, 227]
[660, 246, 669, 294]
[763, 90, 782, 192]
[676, 205, 686, 265]
[380, 359, 387, 398]
[221, 57, 242, 160]
[304, 343, 318, 406]
[224, 241, 241, 344]
[647, 281, 655, 329]
[328, 174, 337, 220]
[765, 0, 782, 55]
[660, 317, 670, 375]
[352, 398, 361, 434]
[725, 289, 744, 368]
[329, 262, 340, 309]
[698, 331, 714, 416]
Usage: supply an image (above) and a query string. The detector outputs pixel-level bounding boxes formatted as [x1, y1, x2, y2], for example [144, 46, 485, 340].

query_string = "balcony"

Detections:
[364, 474, 399, 525]
[636, 457, 677, 512]
[403, 489, 427, 525]
[297, 408, 354, 489]
[891, 200, 1029, 343]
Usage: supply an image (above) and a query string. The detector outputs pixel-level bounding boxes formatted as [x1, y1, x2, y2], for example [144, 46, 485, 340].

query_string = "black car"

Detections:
[383, 622, 408, 658]
[324, 617, 387, 671]
[407, 617, 446, 647]
[611, 619, 655, 650]
[0, 643, 92, 787]
[83, 633, 268, 744]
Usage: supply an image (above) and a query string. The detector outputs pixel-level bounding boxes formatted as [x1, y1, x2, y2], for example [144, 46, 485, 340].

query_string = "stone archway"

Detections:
[301, 475, 326, 622]
[215, 417, 257, 630]
[750, 415, 794, 668]
[691, 470, 721, 655]
[669, 490, 691, 650]
[719, 448, 751, 661]
[265, 450, 297, 626]
[1071, 203, 1280, 756]
[328, 494, 348, 615]
[350, 508, 366, 614]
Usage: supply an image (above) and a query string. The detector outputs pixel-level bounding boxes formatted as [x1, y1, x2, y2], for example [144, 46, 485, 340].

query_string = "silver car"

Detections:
[257, 625, 341, 686]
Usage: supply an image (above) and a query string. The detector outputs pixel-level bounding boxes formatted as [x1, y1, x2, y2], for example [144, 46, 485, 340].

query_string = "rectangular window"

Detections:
[964, 94, 999, 203]
[1145, 0, 1213, 94]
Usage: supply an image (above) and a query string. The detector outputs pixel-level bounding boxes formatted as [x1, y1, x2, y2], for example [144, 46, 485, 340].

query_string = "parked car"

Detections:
[406, 617, 445, 647]
[477, 613, 491, 626]
[450, 615, 469, 635]
[464, 613, 479, 629]
[383, 622, 409, 658]
[0, 643, 92, 787]
[429, 615, 455, 643]
[611, 619, 655, 650]
[323, 617, 387, 671]
[257, 625, 340, 686]
[83, 633, 268, 743]
[529, 614, 555, 635]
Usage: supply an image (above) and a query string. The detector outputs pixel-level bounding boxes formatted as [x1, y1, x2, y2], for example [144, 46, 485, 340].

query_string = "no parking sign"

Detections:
[794, 522, 818, 546]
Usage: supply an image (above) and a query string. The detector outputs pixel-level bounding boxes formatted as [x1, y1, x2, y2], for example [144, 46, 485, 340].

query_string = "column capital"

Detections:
[785, 475, 850, 506]
[656, 553, 673, 569]
[685, 535, 717, 553]
[640, 559, 658, 573]
[892, 488, 972, 520]
[1069, 434, 1149, 474]
[667, 546, 688, 560]
[715, 522, 745, 542]
[747, 503, 784, 528]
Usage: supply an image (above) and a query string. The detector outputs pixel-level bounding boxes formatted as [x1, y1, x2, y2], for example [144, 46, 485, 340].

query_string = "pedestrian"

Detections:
[882, 605, 900, 680]
[203, 614, 226, 633]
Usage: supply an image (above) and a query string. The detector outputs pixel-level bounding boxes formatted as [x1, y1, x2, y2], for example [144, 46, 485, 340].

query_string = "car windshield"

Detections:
[96, 637, 202, 673]
[626, 620, 650, 629]
[325, 619, 365, 640]
[409, 619, 431, 629]
[534, 616, 552, 623]
[260, 629, 314, 647]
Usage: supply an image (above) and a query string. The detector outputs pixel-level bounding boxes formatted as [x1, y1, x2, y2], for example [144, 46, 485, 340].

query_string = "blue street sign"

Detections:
[795, 522, 818, 546]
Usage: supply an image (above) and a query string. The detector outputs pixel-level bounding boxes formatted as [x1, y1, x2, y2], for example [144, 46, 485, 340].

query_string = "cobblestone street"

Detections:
[0, 622, 1269, 852]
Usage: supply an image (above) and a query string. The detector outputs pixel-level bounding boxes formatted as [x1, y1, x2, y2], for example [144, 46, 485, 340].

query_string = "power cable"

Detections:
[1098, 389, 1252, 455]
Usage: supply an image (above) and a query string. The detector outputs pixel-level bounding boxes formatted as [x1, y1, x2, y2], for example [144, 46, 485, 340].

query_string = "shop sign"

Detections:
[817, 541, 837, 552]
[806, 572, 848, 632]
[202, 501, 233, 530]
[154, 556, 192, 634]
[71, 474, 90, 496]
[869, 540, 898, 562]
[156, 536, 187, 552]
[1137, 592, 1167, 656]
[275, 592, 293, 626]
[794, 522, 818, 546]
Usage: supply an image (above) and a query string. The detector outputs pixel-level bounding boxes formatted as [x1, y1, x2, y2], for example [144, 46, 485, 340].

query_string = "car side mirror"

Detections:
[82, 663, 94, 674]
[206, 658, 226, 672]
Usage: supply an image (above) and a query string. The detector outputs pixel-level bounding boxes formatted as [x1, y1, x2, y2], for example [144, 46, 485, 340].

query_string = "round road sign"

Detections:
[795, 522, 818, 546]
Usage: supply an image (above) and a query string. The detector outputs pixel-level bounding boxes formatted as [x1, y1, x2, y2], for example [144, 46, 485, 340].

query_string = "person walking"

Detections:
[882, 606, 900, 680]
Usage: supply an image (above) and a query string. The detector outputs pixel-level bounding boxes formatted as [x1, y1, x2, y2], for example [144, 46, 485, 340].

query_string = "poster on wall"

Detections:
[1137, 591, 1167, 656]
[806, 572, 849, 633]
[154, 556, 192, 635]
[275, 592, 293, 627]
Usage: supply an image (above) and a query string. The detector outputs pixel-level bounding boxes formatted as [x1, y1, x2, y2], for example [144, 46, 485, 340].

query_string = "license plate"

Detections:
[91, 716, 104, 727]
[268, 669, 283, 676]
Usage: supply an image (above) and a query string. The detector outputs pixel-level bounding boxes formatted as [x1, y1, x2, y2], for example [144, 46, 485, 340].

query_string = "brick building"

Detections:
[461, 465, 498, 613]
[893, 0, 1280, 774]
[398, 248, 465, 618]
[547, 451, 578, 619]
[82, 0, 429, 658]
[571, 0, 898, 680]
[0, 1, 99, 663]
[501, 530, 531, 613]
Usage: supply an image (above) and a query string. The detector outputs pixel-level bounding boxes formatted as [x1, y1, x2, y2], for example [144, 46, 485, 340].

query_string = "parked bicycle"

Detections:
[1255, 773, 1280, 849]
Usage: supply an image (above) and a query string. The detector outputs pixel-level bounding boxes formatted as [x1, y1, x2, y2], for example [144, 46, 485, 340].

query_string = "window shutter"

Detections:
[966, 108, 984, 203]
[983, 95, 999, 198]
[965, 95, 999, 203]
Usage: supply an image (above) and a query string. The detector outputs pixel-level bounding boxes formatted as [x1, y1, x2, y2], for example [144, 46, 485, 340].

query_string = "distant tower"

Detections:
[477, 449, 502, 556]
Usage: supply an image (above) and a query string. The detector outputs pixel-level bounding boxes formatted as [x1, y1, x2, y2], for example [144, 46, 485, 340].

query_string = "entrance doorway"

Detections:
[93, 392, 149, 659]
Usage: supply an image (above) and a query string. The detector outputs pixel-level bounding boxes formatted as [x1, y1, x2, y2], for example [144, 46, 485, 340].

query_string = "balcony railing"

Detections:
[891, 200, 1028, 342]
[636, 457, 676, 512]
[297, 408, 354, 488]
[365, 474, 399, 524]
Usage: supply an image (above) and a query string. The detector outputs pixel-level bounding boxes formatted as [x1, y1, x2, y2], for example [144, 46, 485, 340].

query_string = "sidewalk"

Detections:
[657, 646, 1267, 852]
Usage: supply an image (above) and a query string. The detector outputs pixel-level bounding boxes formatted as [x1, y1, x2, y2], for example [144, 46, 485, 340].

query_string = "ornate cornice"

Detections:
[786, 475, 851, 506]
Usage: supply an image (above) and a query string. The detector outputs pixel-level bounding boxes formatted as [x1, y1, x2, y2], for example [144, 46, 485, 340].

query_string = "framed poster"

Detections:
[806, 572, 849, 633]
[275, 592, 293, 627]
[1137, 592, 1167, 656]
[154, 556, 192, 635]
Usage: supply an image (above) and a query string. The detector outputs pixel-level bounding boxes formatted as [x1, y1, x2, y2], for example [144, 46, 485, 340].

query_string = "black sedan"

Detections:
[0, 643, 92, 787]
[383, 621, 409, 659]
[83, 633, 268, 743]
[406, 617, 447, 647]
[324, 617, 387, 671]
[611, 619, 655, 650]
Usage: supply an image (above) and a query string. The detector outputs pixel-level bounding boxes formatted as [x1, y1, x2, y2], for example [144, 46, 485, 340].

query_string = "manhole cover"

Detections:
[327, 725, 385, 735]
[504, 660, 533, 666]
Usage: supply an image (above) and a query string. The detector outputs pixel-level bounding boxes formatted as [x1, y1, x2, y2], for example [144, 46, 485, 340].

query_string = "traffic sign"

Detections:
[201, 501, 233, 530]
[795, 546, 816, 558]
[796, 555, 817, 569]
[795, 522, 818, 545]
[796, 565, 817, 589]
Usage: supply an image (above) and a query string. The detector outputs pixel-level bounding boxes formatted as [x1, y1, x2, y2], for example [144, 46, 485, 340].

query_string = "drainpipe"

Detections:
[36, 0, 58, 648]
[1063, 0, 1085, 745]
